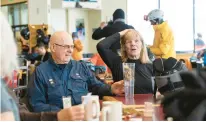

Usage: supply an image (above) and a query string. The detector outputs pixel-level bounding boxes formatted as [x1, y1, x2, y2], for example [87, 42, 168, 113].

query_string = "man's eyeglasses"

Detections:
[54, 43, 74, 49]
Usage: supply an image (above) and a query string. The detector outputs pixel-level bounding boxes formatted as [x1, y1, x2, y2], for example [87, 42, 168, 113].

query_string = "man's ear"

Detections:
[49, 43, 55, 52]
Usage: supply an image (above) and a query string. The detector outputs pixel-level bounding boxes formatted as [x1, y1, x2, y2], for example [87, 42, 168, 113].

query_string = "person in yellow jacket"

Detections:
[147, 9, 176, 59]
[71, 32, 83, 61]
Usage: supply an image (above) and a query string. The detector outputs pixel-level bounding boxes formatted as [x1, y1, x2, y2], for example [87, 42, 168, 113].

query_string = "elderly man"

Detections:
[29, 31, 124, 112]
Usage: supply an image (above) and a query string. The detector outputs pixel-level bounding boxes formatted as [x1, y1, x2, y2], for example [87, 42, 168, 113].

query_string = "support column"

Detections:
[28, 0, 51, 25]
[28, 0, 51, 50]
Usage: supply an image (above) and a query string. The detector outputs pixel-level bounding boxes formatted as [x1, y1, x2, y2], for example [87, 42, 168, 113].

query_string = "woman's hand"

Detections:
[119, 29, 131, 37]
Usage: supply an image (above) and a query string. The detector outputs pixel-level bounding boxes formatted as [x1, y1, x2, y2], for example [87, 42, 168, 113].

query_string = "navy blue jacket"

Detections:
[28, 58, 113, 112]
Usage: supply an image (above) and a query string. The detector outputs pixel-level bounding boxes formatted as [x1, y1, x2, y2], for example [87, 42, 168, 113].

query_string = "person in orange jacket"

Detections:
[88, 53, 113, 85]
[88, 53, 111, 73]
[146, 9, 176, 59]
[71, 32, 83, 61]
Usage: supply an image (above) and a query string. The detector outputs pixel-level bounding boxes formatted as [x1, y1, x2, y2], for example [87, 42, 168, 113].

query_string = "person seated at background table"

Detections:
[71, 32, 83, 61]
[88, 53, 111, 74]
[28, 31, 124, 112]
[0, 12, 85, 121]
[24, 46, 40, 64]
[25, 43, 51, 66]
[92, 9, 134, 54]
[97, 29, 153, 94]
[197, 49, 206, 60]
[88, 53, 113, 85]
[34, 42, 51, 62]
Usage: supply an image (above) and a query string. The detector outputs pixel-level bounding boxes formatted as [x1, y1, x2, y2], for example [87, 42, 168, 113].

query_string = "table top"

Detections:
[114, 94, 164, 121]
[114, 94, 154, 105]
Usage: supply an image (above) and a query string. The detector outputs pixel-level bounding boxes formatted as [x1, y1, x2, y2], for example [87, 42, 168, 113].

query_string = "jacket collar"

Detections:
[113, 18, 125, 24]
[153, 21, 168, 31]
[48, 57, 74, 70]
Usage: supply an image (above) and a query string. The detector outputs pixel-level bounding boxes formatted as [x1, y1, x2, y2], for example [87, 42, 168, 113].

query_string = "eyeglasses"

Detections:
[54, 43, 74, 50]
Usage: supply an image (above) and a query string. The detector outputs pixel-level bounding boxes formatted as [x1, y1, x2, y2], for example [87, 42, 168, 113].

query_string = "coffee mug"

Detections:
[101, 101, 122, 121]
[82, 95, 100, 121]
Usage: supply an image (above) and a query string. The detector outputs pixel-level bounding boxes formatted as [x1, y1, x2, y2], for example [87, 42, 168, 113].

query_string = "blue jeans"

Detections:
[196, 62, 204, 75]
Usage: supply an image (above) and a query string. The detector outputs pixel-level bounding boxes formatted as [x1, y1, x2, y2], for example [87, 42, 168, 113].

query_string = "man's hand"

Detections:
[111, 80, 124, 96]
[1, 111, 15, 121]
[57, 104, 84, 121]
[100, 22, 107, 29]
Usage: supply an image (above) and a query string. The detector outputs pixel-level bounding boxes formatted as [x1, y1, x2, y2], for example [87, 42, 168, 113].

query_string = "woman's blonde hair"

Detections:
[0, 12, 19, 78]
[120, 29, 151, 63]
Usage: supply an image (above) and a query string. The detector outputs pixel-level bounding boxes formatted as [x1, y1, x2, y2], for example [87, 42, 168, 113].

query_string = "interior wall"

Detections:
[66, 9, 102, 53]
[67, 9, 89, 53]
[1, 6, 8, 20]
[101, 0, 127, 22]
[50, 9, 66, 33]
[88, 10, 101, 53]
[28, 0, 51, 25]
[27, 0, 128, 53]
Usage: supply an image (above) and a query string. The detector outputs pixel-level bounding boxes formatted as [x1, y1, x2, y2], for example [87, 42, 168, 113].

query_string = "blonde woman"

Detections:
[97, 29, 153, 94]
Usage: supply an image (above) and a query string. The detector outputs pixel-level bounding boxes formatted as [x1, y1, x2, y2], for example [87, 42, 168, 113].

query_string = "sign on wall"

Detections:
[75, 18, 85, 41]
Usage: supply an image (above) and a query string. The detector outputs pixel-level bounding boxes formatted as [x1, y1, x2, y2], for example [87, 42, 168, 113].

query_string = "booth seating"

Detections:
[176, 53, 194, 71]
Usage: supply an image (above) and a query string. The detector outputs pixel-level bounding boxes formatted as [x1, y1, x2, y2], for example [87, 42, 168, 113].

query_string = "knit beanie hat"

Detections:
[113, 9, 125, 21]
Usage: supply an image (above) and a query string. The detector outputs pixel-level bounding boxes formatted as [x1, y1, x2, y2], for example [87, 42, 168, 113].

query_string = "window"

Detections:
[13, 5, 20, 26]
[20, 3, 28, 25]
[160, 0, 194, 51]
[127, 0, 202, 52]
[127, 0, 159, 45]
[2, 3, 28, 26]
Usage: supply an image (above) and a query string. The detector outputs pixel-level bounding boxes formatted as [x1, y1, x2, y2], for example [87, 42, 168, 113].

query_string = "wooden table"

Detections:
[113, 94, 164, 121]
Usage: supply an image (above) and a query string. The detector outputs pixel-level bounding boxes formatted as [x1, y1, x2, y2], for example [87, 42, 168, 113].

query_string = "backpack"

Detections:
[161, 70, 206, 121]
[153, 57, 187, 95]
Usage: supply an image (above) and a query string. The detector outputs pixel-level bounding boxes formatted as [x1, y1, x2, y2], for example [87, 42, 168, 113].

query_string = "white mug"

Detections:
[82, 95, 100, 121]
[101, 101, 122, 121]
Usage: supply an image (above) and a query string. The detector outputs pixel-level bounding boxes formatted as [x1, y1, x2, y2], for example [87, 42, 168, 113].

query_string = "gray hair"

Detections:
[0, 12, 19, 78]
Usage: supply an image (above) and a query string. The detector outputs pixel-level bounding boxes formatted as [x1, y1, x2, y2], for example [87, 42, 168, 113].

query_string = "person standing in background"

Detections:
[92, 9, 134, 54]
[71, 32, 83, 61]
[195, 33, 205, 52]
[146, 9, 176, 59]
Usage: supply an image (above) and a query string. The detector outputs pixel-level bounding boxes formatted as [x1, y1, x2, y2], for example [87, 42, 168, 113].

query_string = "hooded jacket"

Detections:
[92, 9, 134, 54]
[150, 21, 176, 59]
